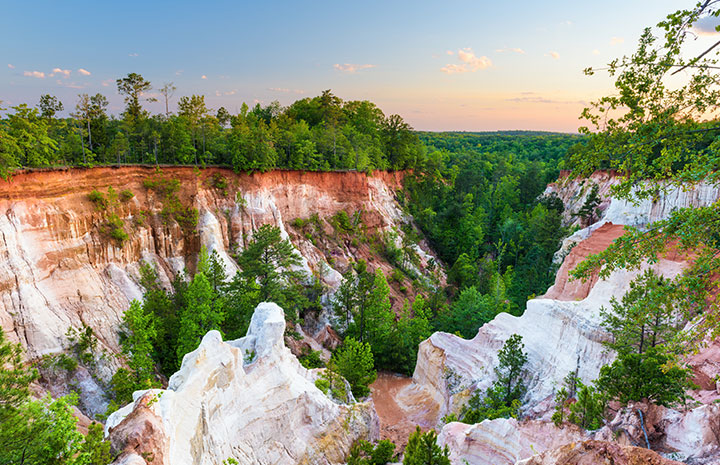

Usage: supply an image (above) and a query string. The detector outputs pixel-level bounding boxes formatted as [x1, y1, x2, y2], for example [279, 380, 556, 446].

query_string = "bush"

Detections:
[403, 427, 450, 465]
[299, 348, 325, 369]
[331, 337, 377, 398]
[348, 439, 396, 465]
[597, 347, 693, 407]
[120, 189, 134, 202]
[88, 189, 108, 210]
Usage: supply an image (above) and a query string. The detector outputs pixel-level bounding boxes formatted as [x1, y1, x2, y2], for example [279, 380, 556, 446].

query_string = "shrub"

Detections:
[331, 337, 376, 398]
[299, 348, 325, 369]
[120, 189, 134, 202]
[348, 439, 396, 465]
[403, 427, 450, 465]
[88, 189, 108, 210]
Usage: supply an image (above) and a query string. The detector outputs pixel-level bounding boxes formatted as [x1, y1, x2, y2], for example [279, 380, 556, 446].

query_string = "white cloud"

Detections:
[77, 68, 91, 76]
[224, 90, 237, 96]
[101, 79, 113, 87]
[496, 47, 526, 54]
[458, 48, 493, 70]
[129, 53, 139, 57]
[440, 64, 469, 74]
[592, 49, 600, 55]
[7, 64, 14, 69]
[50, 68, 71, 78]
[548, 51, 560, 59]
[269, 87, 305, 94]
[693, 15, 720, 35]
[23, 70, 45, 78]
[175, 70, 183, 76]
[442, 48, 492, 73]
[215, 90, 221, 97]
[446, 50, 454, 55]
[333, 63, 376, 73]
[610, 37, 624, 46]
[201, 75, 207, 79]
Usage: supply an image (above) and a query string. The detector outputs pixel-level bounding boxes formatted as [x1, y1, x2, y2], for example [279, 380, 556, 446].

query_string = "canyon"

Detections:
[1, 167, 719, 464]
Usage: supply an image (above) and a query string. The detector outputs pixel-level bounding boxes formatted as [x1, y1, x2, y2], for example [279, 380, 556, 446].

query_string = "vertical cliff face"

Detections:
[0, 167, 433, 364]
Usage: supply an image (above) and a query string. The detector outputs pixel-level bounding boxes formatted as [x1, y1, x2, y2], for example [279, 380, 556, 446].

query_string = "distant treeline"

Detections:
[0, 74, 424, 179]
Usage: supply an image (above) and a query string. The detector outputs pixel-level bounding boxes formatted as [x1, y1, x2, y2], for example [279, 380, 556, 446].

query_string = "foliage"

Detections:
[595, 270, 694, 407]
[567, 381, 606, 430]
[0, 329, 111, 465]
[176, 271, 225, 364]
[402, 427, 450, 465]
[597, 347, 693, 407]
[298, 348, 325, 369]
[462, 334, 527, 423]
[576, 183, 601, 226]
[330, 337, 376, 397]
[348, 439, 396, 465]
[566, 1, 720, 354]
[120, 300, 157, 386]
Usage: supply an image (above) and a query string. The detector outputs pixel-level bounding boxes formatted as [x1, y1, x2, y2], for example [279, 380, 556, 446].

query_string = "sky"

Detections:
[1, 0, 715, 132]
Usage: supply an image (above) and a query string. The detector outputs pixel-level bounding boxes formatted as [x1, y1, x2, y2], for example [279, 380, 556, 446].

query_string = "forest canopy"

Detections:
[0, 86, 424, 178]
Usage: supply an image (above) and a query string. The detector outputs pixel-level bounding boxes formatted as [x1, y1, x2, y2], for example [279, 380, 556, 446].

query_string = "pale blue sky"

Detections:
[0, 0, 702, 131]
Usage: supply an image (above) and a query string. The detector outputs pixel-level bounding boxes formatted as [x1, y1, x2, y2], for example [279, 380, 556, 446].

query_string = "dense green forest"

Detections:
[407, 131, 581, 322]
[0, 76, 422, 178]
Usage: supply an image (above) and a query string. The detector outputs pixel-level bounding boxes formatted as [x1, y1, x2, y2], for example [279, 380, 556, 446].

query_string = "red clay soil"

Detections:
[0, 166, 404, 200]
[543, 223, 627, 301]
[370, 372, 433, 449]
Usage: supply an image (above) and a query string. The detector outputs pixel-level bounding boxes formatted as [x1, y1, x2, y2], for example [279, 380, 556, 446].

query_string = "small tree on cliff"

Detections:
[462, 334, 528, 423]
[596, 270, 693, 407]
[402, 427, 450, 465]
[575, 184, 601, 226]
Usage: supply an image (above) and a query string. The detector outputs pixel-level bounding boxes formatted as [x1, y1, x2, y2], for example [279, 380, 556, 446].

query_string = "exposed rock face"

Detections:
[403, 174, 720, 462]
[516, 440, 683, 465]
[0, 167, 420, 362]
[438, 420, 585, 465]
[106, 302, 379, 465]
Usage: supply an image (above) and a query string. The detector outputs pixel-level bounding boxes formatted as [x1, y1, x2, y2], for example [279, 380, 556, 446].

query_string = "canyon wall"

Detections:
[0, 166, 431, 364]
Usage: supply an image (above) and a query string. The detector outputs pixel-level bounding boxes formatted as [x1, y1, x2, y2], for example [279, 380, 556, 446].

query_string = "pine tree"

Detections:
[176, 272, 226, 364]
[120, 300, 157, 385]
[403, 427, 450, 465]
[331, 337, 376, 397]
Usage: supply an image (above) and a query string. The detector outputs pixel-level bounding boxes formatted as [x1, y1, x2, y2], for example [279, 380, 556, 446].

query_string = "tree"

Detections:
[116, 73, 154, 123]
[0, 329, 111, 464]
[0, 328, 37, 420]
[360, 269, 395, 367]
[159, 82, 177, 118]
[348, 439, 396, 465]
[236, 224, 304, 308]
[331, 337, 376, 397]
[462, 334, 528, 423]
[435, 286, 495, 338]
[595, 270, 693, 407]
[567, 381, 606, 430]
[120, 299, 157, 385]
[6, 104, 58, 167]
[568, 2, 720, 352]
[600, 269, 682, 356]
[72, 94, 108, 152]
[403, 427, 450, 465]
[597, 347, 692, 407]
[38, 94, 64, 118]
[176, 271, 226, 363]
[576, 184, 601, 226]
